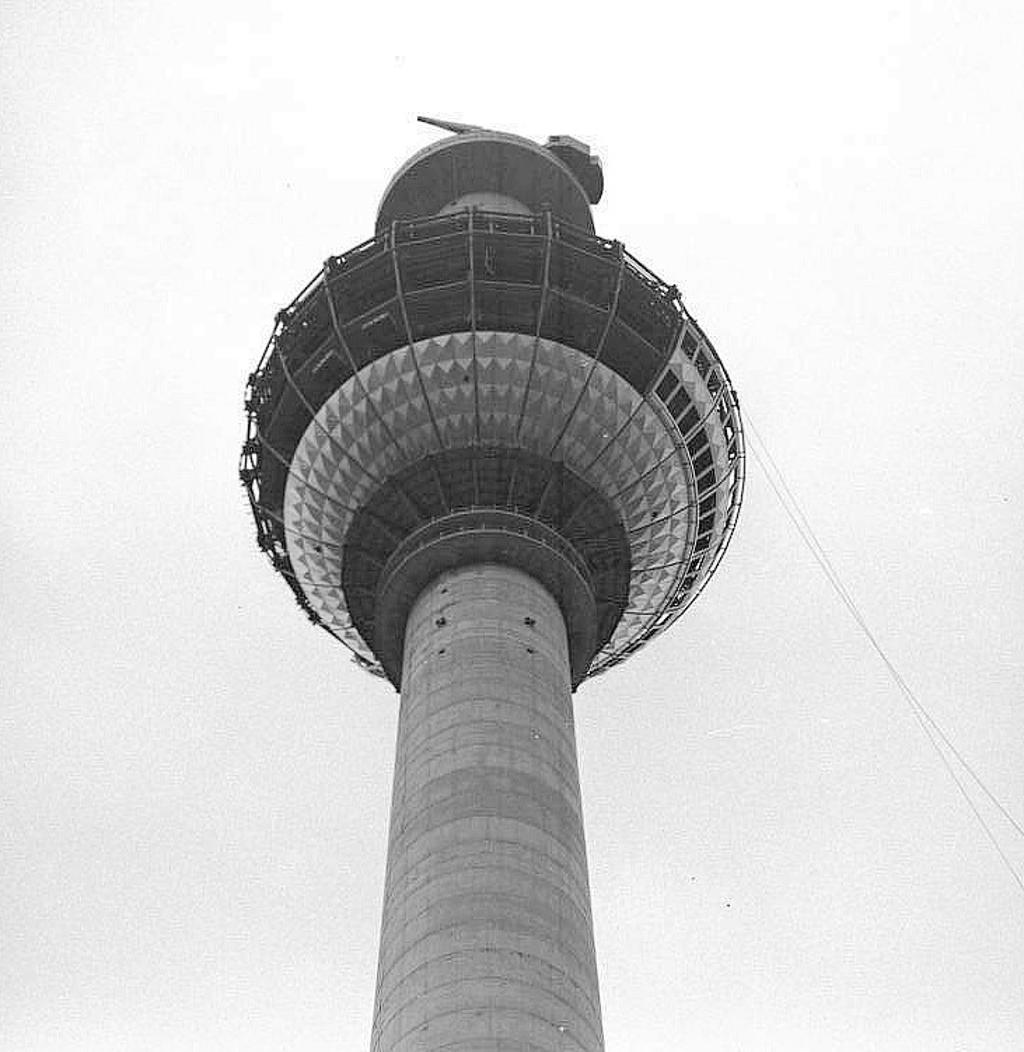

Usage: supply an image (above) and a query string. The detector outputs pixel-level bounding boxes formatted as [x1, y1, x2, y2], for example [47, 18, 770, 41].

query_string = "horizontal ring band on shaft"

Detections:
[374, 510, 598, 688]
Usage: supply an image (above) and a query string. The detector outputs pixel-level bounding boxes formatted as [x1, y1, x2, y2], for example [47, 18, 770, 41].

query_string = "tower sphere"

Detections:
[240, 127, 745, 688]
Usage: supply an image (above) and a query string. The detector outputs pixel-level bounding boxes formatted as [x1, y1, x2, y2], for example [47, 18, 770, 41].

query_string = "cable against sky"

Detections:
[743, 412, 1024, 896]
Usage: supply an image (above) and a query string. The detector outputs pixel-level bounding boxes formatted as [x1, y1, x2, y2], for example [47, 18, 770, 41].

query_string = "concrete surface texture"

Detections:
[370, 563, 604, 1052]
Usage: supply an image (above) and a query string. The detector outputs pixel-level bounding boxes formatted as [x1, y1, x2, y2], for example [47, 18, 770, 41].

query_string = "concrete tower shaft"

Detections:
[372, 564, 602, 1052]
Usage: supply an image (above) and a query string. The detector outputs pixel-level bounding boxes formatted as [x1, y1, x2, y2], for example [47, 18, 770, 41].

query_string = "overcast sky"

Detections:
[3, 2, 1023, 1050]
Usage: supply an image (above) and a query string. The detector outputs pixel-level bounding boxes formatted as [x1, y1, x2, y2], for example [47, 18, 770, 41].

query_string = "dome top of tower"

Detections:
[376, 119, 600, 233]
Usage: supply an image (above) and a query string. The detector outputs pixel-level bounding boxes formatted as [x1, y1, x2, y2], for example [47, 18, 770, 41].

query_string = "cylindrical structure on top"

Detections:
[372, 563, 603, 1052]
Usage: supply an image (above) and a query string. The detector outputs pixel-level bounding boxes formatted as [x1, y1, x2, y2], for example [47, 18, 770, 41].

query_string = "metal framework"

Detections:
[240, 207, 745, 684]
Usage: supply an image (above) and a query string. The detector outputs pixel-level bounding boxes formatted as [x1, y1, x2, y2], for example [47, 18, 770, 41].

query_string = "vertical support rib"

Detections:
[547, 245, 625, 457]
[371, 564, 605, 1052]
[468, 208, 482, 444]
[514, 210, 555, 440]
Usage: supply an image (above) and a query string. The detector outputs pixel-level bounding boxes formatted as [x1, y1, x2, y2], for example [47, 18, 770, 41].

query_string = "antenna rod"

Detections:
[416, 115, 489, 135]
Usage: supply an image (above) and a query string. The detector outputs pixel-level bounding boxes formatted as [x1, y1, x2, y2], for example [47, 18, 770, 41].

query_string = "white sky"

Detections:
[3, 2, 1023, 1049]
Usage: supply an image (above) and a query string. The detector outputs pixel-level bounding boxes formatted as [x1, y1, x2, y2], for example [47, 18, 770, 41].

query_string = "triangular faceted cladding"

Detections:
[604, 368, 643, 417]
[615, 421, 659, 479]
[349, 429, 390, 477]
[537, 342, 586, 396]
[304, 408, 345, 452]
[631, 565, 677, 594]
[579, 396, 630, 453]
[436, 412, 476, 451]
[380, 392, 434, 453]
[620, 492, 657, 533]
[419, 339, 455, 374]
[579, 458, 624, 515]
[518, 368, 551, 422]
[477, 401, 520, 447]
[480, 330, 529, 362]
[666, 346, 693, 383]
[556, 399, 623, 474]
[645, 514, 678, 546]
[634, 496, 680, 553]
[377, 345, 416, 387]
[288, 505, 321, 545]
[475, 347, 517, 390]
[636, 405, 676, 461]
[320, 424, 357, 468]
[633, 537, 681, 576]
[309, 459, 338, 495]
[424, 332, 475, 374]
[319, 457, 362, 506]
[590, 360, 632, 406]
[622, 599, 656, 627]
[285, 479, 312, 514]
[475, 355, 525, 445]
[492, 361, 536, 445]
[716, 485, 731, 519]
[640, 467, 674, 508]
[519, 391, 566, 457]
[403, 419, 444, 462]
[318, 474, 353, 515]
[528, 347, 561, 383]
[296, 482, 335, 528]
[558, 439, 606, 496]
[310, 578, 343, 601]
[322, 472, 357, 517]
[562, 374, 619, 434]
[298, 566, 325, 592]
[649, 567, 685, 601]
[292, 522, 324, 564]
[373, 368, 421, 422]
[633, 535, 686, 574]
[309, 430, 346, 471]
[361, 354, 391, 395]
[421, 364, 477, 450]
[350, 392, 381, 440]
[534, 360, 584, 425]
[366, 433, 408, 481]
[379, 399, 413, 441]
[305, 576, 335, 601]
[708, 444, 731, 486]
[652, 457, 687, 504]
[477, 411, 515, 448]
[322, 397, 342, 432]
[311, 504, 348, 544]
[324, 380, 355, 421]
[610, 611, 646, 644]
[704, 406, 727, 447]
[370, 353, 407, 401]
[314, 553, 343, 585]
[627, 536, 663, 571]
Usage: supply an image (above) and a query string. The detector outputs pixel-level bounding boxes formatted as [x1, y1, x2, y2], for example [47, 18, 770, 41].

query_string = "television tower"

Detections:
[240, 122, 744, 1052]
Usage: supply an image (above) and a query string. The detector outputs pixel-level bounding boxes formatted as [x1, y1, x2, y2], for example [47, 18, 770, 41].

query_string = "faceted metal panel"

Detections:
[283, 328, 740, 681]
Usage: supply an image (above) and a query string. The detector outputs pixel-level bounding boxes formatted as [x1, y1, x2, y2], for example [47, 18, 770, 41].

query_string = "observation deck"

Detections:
[240, 132, 745, 688]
